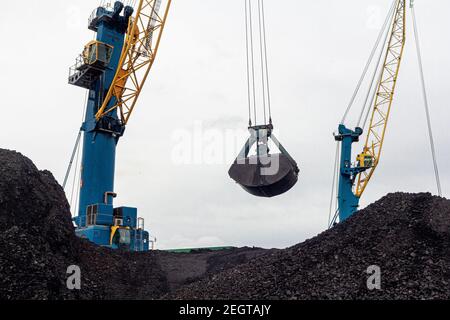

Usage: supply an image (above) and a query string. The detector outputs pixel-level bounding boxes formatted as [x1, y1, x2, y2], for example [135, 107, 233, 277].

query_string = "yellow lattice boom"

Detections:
[355, 0, 406, 197]
[95, 0, 172, 125]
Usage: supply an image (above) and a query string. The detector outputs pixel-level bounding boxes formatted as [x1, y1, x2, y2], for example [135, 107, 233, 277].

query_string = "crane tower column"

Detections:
[334, 125, 365, 222]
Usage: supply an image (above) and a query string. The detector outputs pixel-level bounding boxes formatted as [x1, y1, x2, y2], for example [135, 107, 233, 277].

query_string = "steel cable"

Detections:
[64, 91, 88, 217]
[328, 142, 340, 227]
[247, 0, 258, 125]
[411, 3, 442, 196]
[245, 0, 253, 125]
[257, 0, 267, 124]
[244, 0, 273, 126]
[260, 0, 272, 121]
[341, 0, 397, 125]
[357, 4, 396, 129]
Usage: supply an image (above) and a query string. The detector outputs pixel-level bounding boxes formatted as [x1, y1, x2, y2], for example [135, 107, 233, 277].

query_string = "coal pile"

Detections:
[1, 148, 449, 300]
[0, 149, 268, 300]
[0, 149, 81, 299]
[156, 248, 272, 292]
[172, 193, 450, 300]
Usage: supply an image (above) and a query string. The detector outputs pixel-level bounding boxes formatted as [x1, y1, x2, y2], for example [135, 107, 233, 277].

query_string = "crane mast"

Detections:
[335, 0, 406, 222]
[67, 0, 171, 251]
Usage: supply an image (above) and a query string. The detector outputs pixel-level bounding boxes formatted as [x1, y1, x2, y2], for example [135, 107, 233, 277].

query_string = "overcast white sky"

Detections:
[1, 0, 449, 249]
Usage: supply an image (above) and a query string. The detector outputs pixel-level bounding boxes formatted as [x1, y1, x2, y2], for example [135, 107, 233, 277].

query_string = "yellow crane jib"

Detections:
[355, 0, 406, 198]
[95, 0, 172, 125]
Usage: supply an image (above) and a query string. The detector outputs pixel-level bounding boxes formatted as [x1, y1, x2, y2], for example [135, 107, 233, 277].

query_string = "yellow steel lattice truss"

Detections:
[95, 0, 172, 125]
[355, 0, 406, 197]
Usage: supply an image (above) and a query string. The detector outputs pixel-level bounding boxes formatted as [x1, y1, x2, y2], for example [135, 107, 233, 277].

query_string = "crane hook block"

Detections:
[228, 125, 300, 198]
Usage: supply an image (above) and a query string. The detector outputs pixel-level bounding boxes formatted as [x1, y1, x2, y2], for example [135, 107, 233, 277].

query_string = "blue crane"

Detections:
[67, 0, 171, 251]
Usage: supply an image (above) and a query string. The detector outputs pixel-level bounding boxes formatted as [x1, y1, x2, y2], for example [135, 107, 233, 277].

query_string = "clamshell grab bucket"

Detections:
[228, 125, 299, 198]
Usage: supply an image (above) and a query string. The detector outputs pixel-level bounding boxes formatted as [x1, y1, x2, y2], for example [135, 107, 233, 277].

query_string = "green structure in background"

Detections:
[166, 247, 235, 254]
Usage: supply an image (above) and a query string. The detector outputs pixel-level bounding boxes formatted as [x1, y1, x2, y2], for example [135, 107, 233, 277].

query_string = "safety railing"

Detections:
[68, 55, 86, 79]
[88, 2, 115, 28]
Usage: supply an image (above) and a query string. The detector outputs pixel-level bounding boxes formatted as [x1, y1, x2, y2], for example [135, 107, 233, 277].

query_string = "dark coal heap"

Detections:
[172, 193, 450, 300]
[1, 149, 449, 300]
[0, 149, 267, 300]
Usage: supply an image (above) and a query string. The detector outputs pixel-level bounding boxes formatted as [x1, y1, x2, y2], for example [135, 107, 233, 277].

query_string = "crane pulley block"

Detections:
[229, 125, 299, 198]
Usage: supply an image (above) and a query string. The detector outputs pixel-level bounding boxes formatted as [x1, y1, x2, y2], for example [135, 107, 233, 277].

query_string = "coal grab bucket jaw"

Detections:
[228, 124, 300, 198]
